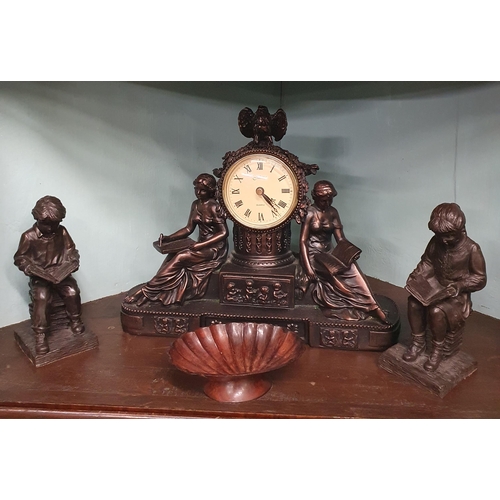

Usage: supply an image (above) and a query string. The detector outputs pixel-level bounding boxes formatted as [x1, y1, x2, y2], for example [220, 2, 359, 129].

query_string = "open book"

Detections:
[30, 260, 79, 284]
[153, 237, 196, 254]
[405, 273, 452, 306]
[314, 239, 362, 276]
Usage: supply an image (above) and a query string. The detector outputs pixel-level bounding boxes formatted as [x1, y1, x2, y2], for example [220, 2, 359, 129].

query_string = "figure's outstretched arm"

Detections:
[333, 227, 346, 244]
[161, 201, 198, 242]
[408, 239, 435, 280]
[190, 221, 228, 252]
[299, 212, 316, 281]
[191, 202, 228, 251]
[331, 208, 346, 244]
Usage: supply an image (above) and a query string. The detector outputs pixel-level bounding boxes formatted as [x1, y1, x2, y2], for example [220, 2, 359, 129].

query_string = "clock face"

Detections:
[221, 153, 299, 230]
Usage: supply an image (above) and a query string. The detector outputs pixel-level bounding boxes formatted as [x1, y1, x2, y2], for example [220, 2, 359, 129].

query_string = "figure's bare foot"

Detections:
[125, 289, 150, 307]
[372, 307, 389, 324]
[124, 289, 144, 304]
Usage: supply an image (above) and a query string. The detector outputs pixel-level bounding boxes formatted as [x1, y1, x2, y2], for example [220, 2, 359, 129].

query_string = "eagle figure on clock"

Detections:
[214, 105, 318, 308]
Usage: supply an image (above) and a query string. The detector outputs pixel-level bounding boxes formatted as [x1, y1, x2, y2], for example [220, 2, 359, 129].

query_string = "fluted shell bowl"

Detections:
[168, 322, 306, 402]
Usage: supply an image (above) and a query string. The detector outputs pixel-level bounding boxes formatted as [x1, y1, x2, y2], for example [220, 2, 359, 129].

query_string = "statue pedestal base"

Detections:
[378, 343, 477, 397]
[121, 273, 401, 351]
[14, 325, 98, 368]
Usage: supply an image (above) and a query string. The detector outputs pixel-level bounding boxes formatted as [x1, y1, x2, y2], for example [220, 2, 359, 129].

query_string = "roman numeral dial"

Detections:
[221, 153, 299, 229]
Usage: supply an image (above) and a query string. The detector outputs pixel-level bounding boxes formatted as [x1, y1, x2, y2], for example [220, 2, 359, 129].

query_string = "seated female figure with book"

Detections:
[403, 203, 486, 371]
[125, 173, 228, 307]
[299, 180, 387, 323]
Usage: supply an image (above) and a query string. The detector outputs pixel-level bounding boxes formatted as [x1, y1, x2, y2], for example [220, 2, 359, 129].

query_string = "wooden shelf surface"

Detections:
[1, 278, 499, 418]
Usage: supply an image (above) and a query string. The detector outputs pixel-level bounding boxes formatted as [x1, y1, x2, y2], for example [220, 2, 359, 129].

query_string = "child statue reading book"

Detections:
[14, 196, 84, 354]
[403, 203, 486, 371]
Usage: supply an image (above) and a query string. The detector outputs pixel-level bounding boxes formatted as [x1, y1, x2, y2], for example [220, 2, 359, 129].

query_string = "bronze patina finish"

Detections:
[13, 196, 97, 365]
[215, 107, 317, 268]
[121, 106, 400, 351]
[125, 173, 229, 307]
[404, 202, 486, 371]
[299, 180, 388, 323]
[168, 322, 306, 402]
[379, 203, 487, 397]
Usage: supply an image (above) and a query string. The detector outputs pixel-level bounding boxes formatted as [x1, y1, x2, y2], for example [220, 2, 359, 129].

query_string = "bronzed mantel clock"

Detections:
[122, 104, 400, 352]
[214, 105, 318, 308]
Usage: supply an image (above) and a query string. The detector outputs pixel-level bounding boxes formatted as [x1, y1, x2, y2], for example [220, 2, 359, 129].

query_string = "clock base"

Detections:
[218, 259, 299, 309]
[121, 273, 401, 351]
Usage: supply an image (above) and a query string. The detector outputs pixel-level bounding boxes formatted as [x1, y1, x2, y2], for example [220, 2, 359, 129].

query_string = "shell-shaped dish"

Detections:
[169, 322, 305, 377]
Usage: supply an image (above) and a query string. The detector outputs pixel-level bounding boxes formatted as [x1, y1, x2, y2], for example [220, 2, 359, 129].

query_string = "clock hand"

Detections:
[262, 192, 276, 207]
[263, 194, 281, 216]
[256, 187, 281, 214]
